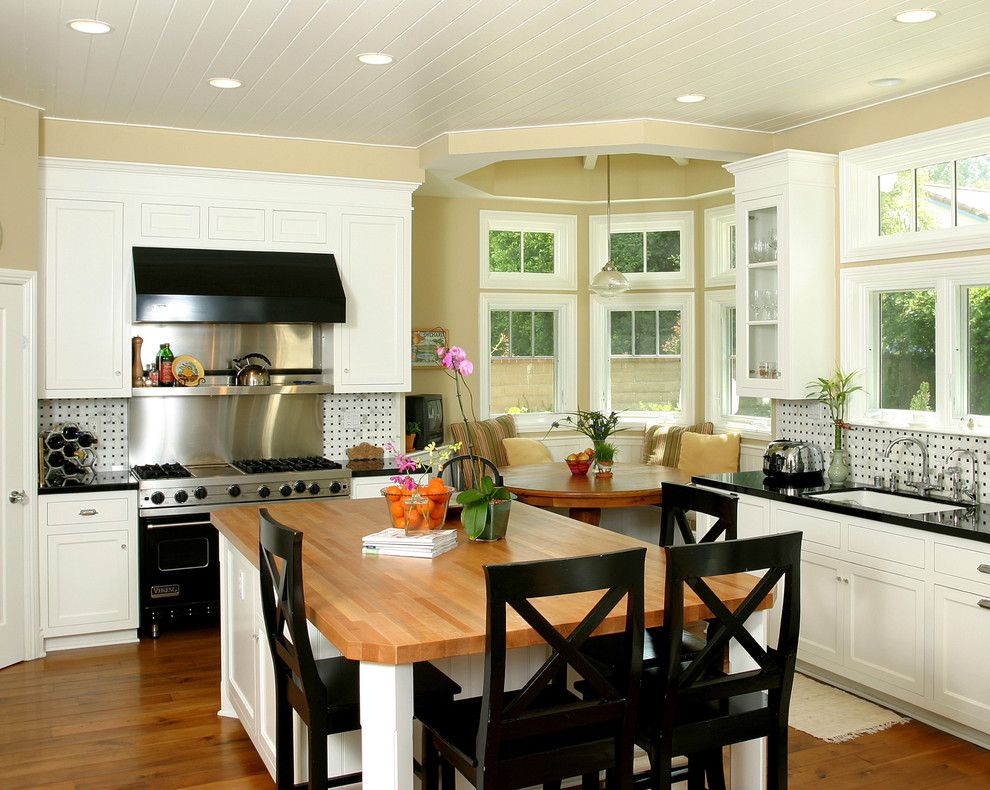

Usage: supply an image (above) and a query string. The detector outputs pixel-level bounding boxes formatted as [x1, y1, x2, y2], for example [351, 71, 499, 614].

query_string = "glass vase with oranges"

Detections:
[382, 441, 459, 535]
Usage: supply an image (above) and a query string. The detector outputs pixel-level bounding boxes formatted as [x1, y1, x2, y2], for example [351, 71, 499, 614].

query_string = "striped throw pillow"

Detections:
[449, 414, 516, 468]
[642, 421, 714, 467]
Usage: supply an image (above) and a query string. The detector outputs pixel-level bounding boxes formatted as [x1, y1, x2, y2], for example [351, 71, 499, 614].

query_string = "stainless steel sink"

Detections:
[807, 489, 968, 516]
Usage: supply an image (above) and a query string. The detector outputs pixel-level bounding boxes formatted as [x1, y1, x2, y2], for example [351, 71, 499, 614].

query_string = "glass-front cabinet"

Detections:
[726, 150, 837, 398]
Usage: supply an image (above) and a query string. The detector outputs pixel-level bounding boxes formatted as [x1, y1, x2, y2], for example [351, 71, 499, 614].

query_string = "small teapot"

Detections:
[232, 353, 272, 386]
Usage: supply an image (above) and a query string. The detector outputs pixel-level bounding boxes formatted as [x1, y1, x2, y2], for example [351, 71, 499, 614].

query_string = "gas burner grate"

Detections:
[132, 462, 192, 480]
[232, 456, 342, 474]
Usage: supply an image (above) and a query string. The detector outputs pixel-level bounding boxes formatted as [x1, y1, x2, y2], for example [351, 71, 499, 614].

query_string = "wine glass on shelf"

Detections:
[751, 289, 764, 321]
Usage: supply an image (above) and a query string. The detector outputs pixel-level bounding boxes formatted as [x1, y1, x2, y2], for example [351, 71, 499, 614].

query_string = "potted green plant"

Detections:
[435, 344, 513, 540]
[806, 368, 863, 483]
[547, 409, 625, 476]
[592, 441, 616, 478]
[405, 420, 421, 452]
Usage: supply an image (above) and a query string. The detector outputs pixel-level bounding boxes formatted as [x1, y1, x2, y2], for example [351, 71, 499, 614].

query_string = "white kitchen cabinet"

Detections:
[39, 490, 138, 649]
[725, 150, 836, 399]
[798, 550, 845, 669]
[333, 213, 410, 393]
[350, 474, 397, 500]
[933, 582, 990, 732]
[42, 198, 128, 398]
[223, 539, 260, 733]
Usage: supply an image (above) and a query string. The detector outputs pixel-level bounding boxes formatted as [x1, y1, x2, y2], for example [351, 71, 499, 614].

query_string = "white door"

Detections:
[0, 275, 33, 669]
[797, 551, 844, 669]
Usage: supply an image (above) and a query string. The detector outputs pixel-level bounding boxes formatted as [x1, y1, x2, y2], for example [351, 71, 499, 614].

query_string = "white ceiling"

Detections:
[1, 0, 988, 147]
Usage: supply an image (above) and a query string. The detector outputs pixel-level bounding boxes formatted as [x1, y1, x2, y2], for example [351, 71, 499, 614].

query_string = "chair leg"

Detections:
[274, 676, 295, 790]
[440, 755, 455, 790]
[543, 782, 562, 790]
[422, 729, 440, 790]
[704, 748, 726, 790]
[687, 755, 705, 790]
[306, 720, 328, 790]
[581, 770, 601, 790]
[767, 728, 788, 790]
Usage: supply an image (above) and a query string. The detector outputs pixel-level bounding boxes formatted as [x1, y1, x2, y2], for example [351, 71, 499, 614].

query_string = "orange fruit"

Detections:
[385, 485, 402, 496]
[406, 508, 423, 528]
[389, 500, 404, 519]
[426, 477, 446, 494]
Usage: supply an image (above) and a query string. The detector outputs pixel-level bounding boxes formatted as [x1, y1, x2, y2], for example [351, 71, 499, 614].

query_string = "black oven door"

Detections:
[139, 511, 220, 636]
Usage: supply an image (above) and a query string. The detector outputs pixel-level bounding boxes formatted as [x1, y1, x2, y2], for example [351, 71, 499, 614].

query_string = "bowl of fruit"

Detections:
[382, 477, 454, 534]
[564, 448, 595, 476]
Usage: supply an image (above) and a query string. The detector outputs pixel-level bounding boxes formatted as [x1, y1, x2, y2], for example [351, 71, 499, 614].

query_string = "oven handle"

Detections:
[145, 520, 214, 530]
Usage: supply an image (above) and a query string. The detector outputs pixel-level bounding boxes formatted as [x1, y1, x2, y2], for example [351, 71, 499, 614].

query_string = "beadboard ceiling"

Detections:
[1, 0, 988, 147]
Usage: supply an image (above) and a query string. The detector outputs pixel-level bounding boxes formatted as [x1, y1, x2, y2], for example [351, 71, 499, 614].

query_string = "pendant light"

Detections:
[590, 155, 630, 297]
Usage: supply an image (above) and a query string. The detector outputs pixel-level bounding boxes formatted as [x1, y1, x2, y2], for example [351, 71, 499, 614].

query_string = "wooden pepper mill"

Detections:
[131, 336, 145, 387]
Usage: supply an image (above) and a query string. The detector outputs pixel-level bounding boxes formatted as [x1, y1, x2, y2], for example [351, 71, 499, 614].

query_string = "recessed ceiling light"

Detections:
[894, 8, 939, 23]
[676, 94, 706, 103]
[67, 18, 113, 34]
[869, 77, 905, 87]
[208, 77, 242, 89]
[357, 52, 394, 65]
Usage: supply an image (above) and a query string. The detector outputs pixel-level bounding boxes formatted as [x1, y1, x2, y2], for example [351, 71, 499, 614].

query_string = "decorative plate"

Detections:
[172, 355, 205, 386]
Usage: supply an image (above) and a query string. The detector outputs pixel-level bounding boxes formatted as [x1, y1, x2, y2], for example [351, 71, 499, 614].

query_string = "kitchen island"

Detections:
[213, 497, 774, 789]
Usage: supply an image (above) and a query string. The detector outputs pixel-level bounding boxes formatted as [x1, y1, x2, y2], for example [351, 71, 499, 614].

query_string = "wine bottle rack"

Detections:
[40, 422, 98, 487]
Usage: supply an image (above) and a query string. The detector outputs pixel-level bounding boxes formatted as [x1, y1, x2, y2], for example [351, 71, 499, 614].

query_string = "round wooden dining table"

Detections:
[499, 461, 692, 526]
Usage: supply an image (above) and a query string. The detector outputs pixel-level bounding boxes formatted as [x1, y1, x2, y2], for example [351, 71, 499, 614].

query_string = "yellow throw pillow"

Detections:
[676, 432, 741, 477]
[502, 437, 553, 466]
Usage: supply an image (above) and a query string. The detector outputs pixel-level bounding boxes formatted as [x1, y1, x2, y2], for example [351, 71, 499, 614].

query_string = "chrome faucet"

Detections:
[945, 448, 980, 505]
[883, 437, 940, 495]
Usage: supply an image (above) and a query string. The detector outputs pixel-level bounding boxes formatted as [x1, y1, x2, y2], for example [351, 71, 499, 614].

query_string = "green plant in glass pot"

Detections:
[435, 344, 513, 540]
[547, 408, 625, 473]
[807, 368, 863, 483]
[592, 440, 616, 477]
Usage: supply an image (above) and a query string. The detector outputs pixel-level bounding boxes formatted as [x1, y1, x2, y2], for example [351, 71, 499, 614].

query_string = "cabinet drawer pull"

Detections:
[978, 564, 990, 575]
[979, 599, 990, 610]
[78, 508, 99, 516]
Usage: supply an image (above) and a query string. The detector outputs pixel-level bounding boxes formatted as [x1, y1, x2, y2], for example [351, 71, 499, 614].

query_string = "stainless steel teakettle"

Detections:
[232, 353, 272, 386]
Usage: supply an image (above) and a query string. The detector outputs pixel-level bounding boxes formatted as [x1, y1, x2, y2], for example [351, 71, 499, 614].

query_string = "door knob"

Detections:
[8, 490, 26, 504]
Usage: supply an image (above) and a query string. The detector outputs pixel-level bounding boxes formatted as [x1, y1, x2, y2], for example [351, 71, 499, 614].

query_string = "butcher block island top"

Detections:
[212, 498, 771, 665]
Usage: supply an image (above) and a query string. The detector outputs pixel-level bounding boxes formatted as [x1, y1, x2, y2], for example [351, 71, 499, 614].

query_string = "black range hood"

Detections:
[133, 247, 346, 323]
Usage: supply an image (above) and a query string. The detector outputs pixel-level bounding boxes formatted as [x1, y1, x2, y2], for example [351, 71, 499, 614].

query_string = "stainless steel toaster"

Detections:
[763, 440, 825, 481]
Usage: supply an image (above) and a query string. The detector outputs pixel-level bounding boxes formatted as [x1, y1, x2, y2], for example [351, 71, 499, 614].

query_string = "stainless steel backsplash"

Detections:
[132, 323, 320, 372]
[129, 394, 324, 465]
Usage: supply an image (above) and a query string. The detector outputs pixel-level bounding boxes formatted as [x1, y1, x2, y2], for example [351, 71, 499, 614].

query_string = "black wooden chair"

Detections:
[439, 453, 503, 490]
[638, 531, 802, 789]
[417, 548, 647, 790]
[258, 509, 461, 789]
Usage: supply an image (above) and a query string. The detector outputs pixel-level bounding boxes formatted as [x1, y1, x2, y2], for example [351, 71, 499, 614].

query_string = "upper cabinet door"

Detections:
[334, 213, 410, 393]
[43, 199, 127, 398]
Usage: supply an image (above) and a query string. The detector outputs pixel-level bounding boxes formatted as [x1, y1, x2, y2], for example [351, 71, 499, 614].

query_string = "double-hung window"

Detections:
[590, 292, 694, 422]
[705, 290, 770, 433]
[479, 293, 577, 423]
[842, 257, 990, 428]
[704, 205, 737, 286]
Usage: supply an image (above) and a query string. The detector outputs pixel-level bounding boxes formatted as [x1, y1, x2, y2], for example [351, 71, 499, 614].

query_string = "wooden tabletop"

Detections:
[500, 462, 692, 524]
[212, 498, 768, 665]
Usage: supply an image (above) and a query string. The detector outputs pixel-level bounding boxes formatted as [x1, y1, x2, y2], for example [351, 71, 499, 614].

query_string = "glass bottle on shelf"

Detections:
[157, 343, 175, 387]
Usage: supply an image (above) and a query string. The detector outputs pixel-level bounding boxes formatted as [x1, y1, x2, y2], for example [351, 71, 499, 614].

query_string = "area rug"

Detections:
[788, 674, 909, 742]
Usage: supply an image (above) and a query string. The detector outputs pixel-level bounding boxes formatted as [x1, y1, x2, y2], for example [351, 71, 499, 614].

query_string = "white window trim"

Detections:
[840, 117, 990, 263]
[478, 292, 578, 428]
[589, 211, 694, 289]
[704, 205, 736, 286]
[841, 255, 990, 432]
[704, 289, 770, 437]
[590, 291, 695, 424]
[479, 210, 577, 290]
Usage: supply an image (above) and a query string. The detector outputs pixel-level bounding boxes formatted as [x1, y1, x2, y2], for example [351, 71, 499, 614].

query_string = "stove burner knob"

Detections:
[227, 484, 242, 498]
[293, 480, 306, 494]
[150, 491, 165, 505]
[174, 490, 188, 504]
[258, 485, 271, 498]
[329, 481, 342, 494]
[194, 486, 208, 500]
[308, 483, 321, 495]
[279, 484, 292, 497]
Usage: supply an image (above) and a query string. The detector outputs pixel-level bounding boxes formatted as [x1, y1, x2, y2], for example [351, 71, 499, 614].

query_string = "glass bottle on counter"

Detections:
[157, 343, 175, 386]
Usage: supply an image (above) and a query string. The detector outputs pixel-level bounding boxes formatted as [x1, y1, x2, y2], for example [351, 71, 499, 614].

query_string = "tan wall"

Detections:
[40, 119, 424, 183]
[0, 99, 40, 271]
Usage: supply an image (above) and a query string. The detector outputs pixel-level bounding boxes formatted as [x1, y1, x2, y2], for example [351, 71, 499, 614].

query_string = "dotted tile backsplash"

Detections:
[40, 393, 400, 469]
[776, 400, 990, 500]
[38, 399, 129, 471]
[323, 393, 401, 458]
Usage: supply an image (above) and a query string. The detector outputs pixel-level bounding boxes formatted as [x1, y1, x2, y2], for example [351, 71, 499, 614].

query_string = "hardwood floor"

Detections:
[1, 627, 989, 789]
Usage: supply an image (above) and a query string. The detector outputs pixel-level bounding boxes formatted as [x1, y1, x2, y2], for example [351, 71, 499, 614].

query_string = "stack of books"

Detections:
[361, 527, 458, 559]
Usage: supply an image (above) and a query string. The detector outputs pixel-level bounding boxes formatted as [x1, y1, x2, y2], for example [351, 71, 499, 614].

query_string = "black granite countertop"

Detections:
[694, 470, 990, 545]
[38, 471, 139, 495]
